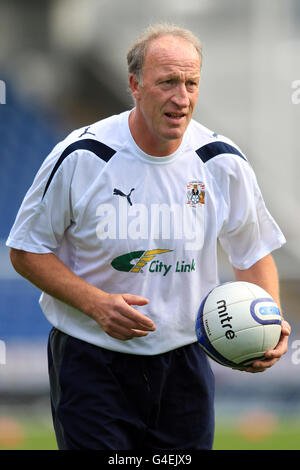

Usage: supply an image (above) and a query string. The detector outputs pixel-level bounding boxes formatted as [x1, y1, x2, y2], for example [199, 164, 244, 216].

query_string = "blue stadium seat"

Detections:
[0, 279, 51, 341]
[0, 79, 63, 239]
[0, 79, 63, 341]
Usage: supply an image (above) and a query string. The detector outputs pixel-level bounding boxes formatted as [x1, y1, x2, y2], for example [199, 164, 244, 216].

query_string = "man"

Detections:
[7, 23, 290, 450]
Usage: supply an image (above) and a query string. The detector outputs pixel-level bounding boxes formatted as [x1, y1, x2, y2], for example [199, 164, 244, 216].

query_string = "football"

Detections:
[195, 281, 282, 368]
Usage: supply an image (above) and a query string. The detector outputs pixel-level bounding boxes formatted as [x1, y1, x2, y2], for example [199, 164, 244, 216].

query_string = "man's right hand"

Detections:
[90, 292, 155, 341]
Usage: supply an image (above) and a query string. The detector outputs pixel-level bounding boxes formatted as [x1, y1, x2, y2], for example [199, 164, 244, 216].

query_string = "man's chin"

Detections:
[162, 128, 186, 141]
[161, 118, 191, 141]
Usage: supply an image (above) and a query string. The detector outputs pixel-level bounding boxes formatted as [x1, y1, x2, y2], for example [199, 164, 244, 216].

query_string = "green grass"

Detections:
[0, 416, 58, 450]
[213, 419, 300, 450]
[0, 415, 299, 450]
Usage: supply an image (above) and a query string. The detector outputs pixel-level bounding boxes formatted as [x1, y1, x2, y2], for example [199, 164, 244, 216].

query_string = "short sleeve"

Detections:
[216, 156, 286, 269]
[6, 148, 74, 254]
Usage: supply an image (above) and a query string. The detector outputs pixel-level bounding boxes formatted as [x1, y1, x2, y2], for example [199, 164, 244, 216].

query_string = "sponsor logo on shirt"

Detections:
[111, 249, 196, 276]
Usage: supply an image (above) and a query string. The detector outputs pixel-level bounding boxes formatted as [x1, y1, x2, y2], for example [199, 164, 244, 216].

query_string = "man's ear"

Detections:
[129, 74, 141, 102]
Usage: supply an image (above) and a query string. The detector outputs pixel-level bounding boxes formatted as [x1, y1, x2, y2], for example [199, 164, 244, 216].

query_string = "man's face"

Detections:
[131, 35, 201, 152]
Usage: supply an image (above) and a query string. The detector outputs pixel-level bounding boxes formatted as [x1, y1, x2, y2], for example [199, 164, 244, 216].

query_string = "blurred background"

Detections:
[0, 0, 299, 450]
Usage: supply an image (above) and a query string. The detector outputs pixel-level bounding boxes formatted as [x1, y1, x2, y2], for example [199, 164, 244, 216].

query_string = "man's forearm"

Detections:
[9, 248, 155, 340]
[9, 249, 104, 316]
[233, 253, 281, 309]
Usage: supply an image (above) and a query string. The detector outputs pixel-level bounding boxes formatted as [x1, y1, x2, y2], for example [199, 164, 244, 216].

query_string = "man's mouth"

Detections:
[164, 112, 186, 122]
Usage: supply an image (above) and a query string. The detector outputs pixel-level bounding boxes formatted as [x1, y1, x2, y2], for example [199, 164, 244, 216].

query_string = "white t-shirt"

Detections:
[6, 110, 286, 355]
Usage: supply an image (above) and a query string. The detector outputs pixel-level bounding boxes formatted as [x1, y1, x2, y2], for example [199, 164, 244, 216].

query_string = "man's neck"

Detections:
[128, 109, 182, 157]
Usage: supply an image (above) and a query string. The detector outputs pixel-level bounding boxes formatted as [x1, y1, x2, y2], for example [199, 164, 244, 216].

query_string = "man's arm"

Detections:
[9, 249, 156, 341]
[233, 253, 291, 372]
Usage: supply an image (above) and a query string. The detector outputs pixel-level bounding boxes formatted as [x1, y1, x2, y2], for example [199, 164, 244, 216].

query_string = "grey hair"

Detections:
[127, 22, 203, 84]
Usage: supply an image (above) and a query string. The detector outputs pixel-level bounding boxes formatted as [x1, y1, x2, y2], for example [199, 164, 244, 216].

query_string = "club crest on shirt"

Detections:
[186, 181, 205, 207]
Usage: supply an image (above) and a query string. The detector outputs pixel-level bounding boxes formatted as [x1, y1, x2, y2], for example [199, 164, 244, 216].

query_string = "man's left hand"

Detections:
[236, 320, 291, 373]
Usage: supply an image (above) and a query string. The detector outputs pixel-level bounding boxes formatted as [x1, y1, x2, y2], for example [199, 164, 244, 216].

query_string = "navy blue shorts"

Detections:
[47, 328, 215, 450]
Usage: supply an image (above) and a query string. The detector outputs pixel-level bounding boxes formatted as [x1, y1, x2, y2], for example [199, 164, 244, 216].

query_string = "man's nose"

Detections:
[171, 84, 190, 107]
